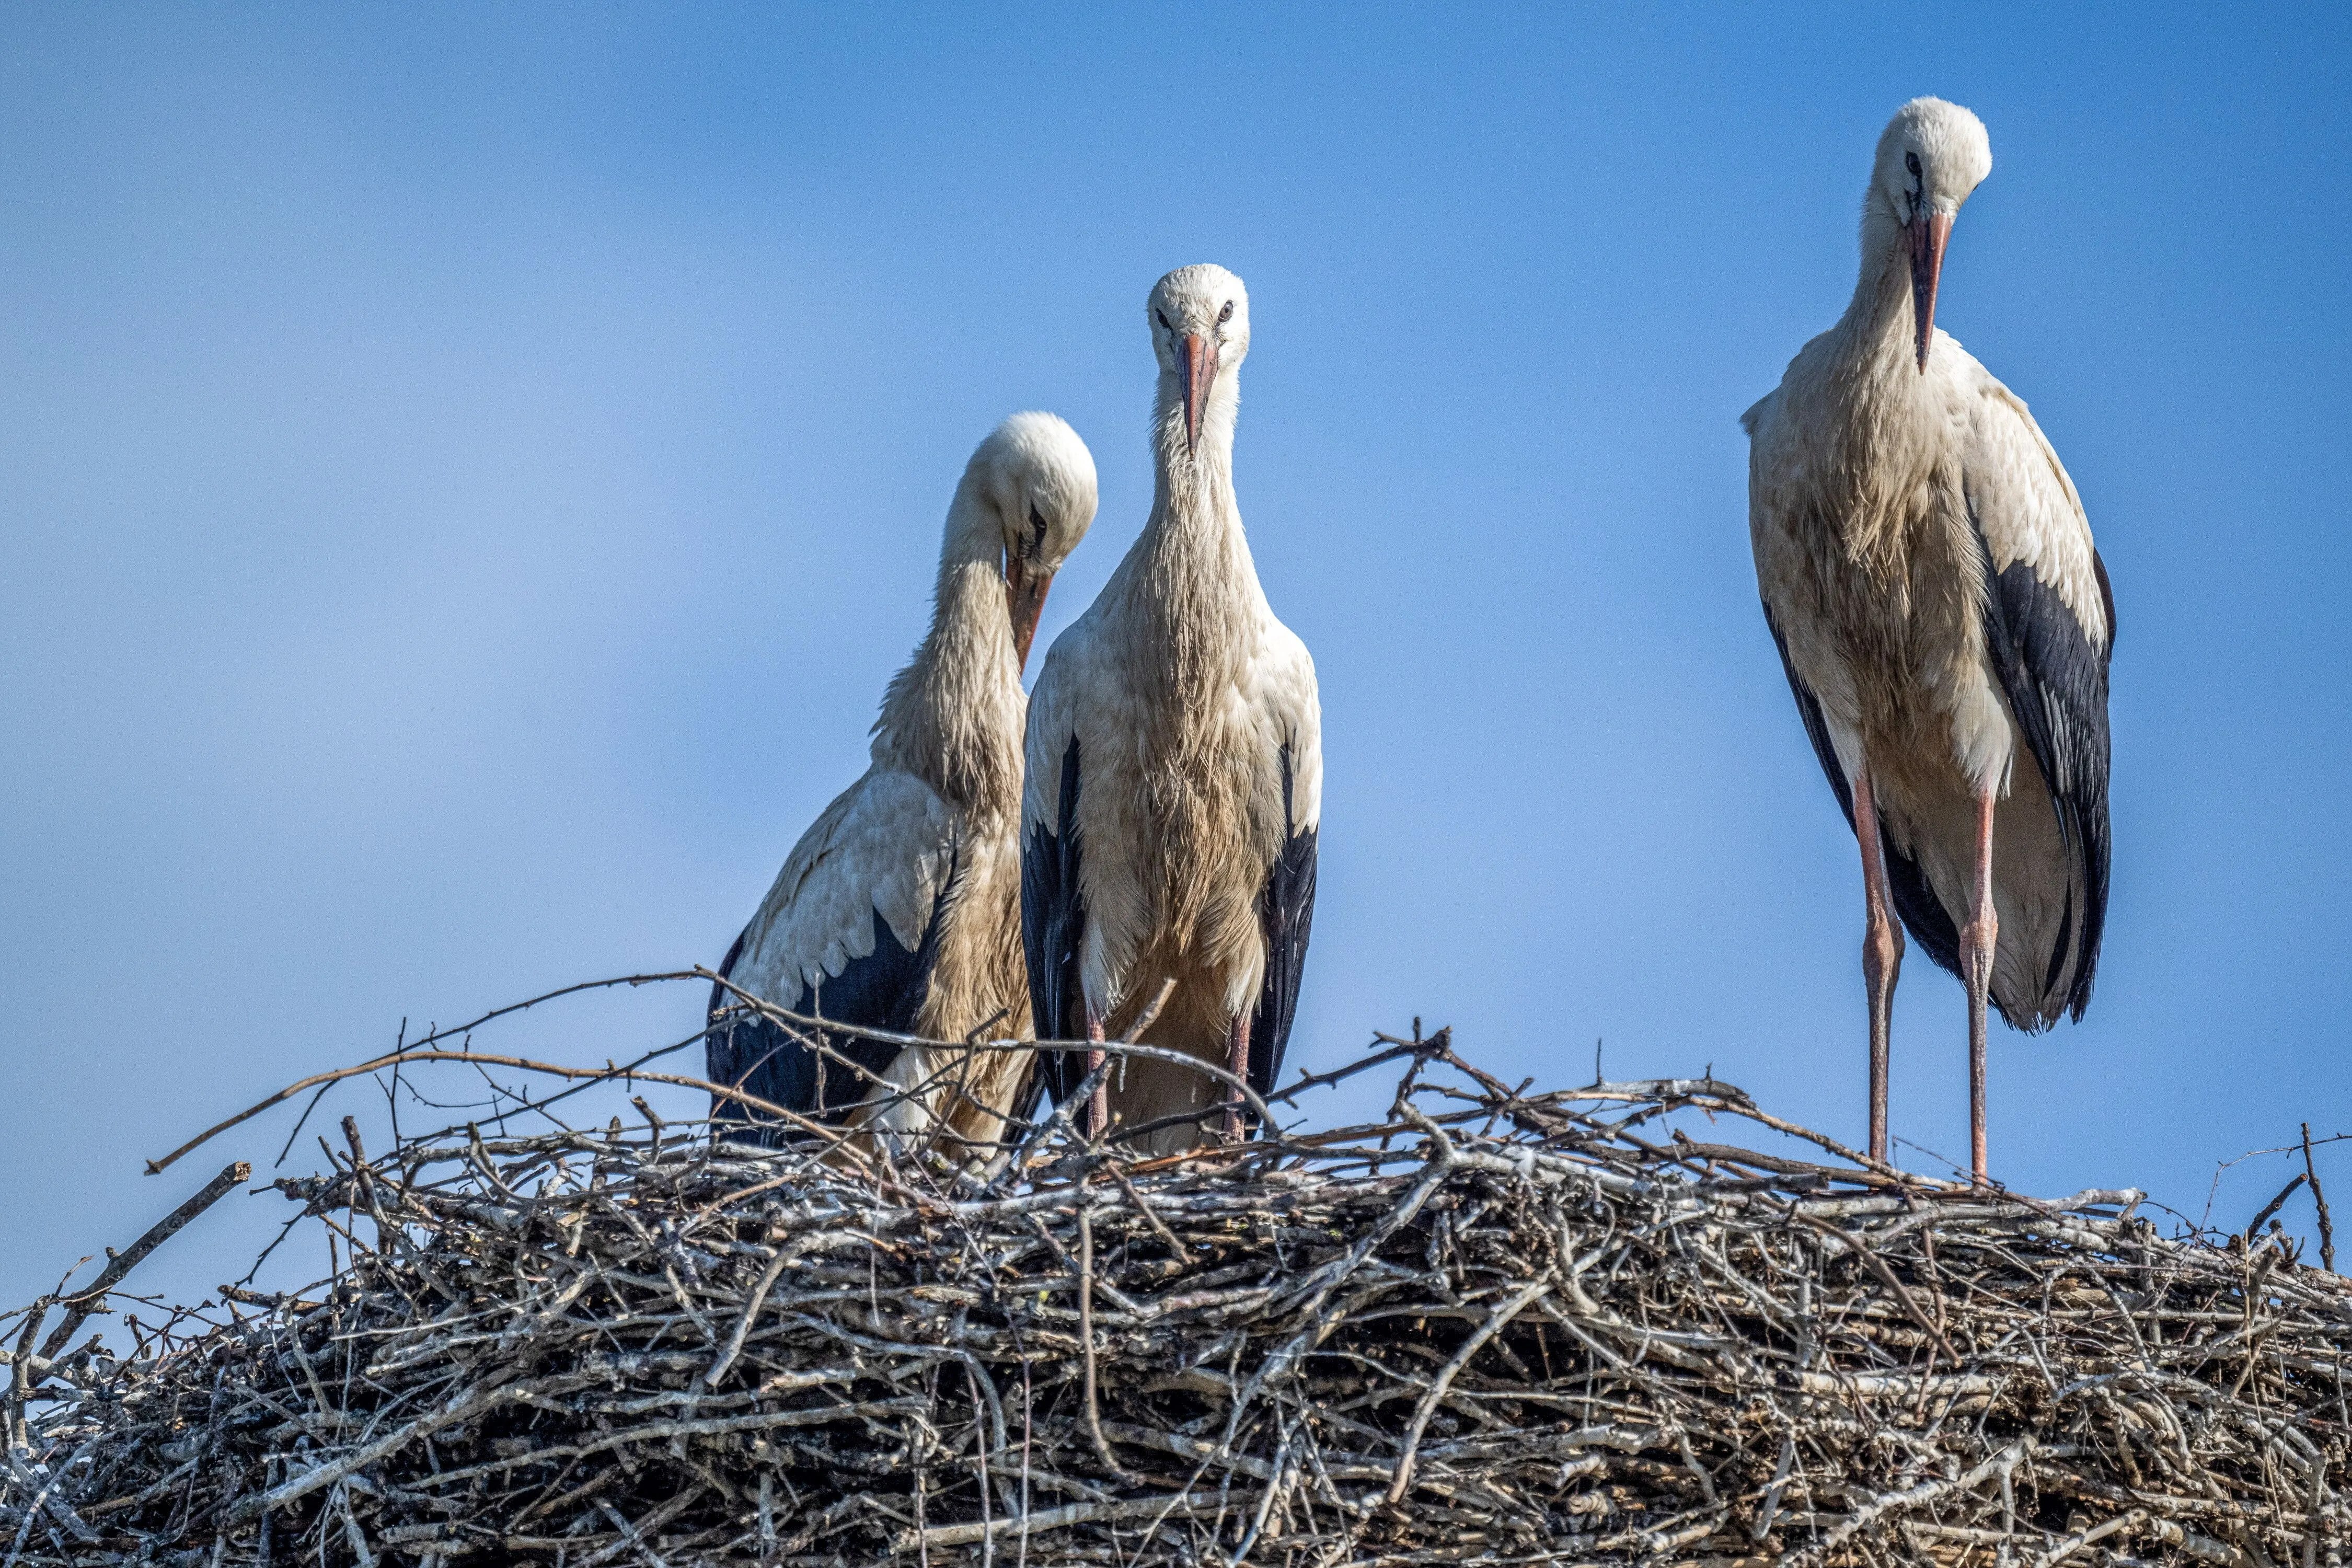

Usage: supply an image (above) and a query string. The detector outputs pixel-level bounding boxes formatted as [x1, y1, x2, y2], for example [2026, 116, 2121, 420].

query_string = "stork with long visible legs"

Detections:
[1021, 264, 1321, 1155]
[708, 413, 1097, 1154]
[1745, 99, 2115, 1183]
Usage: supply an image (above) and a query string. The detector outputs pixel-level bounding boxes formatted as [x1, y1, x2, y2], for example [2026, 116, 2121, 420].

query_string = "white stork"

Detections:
[1745, 98, 2115, 1184]
[708, 412, 1098, 1151]
[1021, 263, 1322, 1155]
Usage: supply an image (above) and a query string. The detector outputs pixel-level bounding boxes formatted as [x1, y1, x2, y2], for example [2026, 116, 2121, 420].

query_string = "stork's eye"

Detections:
[1028, 502, 1047, 535]
[1905, 151, 1922, 178]
[1155, 308, 1171, 332]
[1217, 301, 1233, 324]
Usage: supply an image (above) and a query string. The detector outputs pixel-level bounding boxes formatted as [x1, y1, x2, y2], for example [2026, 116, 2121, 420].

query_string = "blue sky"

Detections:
[4, 5, 2348, 1311]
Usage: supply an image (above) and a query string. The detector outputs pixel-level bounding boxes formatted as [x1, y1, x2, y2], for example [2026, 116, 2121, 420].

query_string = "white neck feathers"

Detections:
[870, 478, 1025, 817]
[1836, 204, 1926, 382]
[1114, 367, 1260, 701]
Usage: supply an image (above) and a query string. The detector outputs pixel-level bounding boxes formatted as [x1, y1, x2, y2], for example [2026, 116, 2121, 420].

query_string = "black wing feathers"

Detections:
[1017, 733, 1315, 1129]
[1878, 832, 1965, 986]
[1020, 736, 1088, 1109]
[706, 925, 751, 1087]
[1761, 603, 1964, 982]
[708, 866, 956, 1145]
[1248, 742, 1317, 1103]
[1762, 604, 1854, 825]
[1972, 525, 2114, 1021]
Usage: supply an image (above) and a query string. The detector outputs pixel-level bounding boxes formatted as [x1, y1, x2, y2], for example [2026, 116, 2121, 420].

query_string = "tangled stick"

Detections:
[5, 983, 2349, 1566]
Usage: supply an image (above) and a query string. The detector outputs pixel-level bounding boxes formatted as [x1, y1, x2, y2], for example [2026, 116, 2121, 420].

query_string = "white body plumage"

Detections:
[1022, 264, 1322, 1153]
[710, 412, 1098, 1149]
[1745, 98, 2114, 1180]
[1746, 321, 2111, 1023]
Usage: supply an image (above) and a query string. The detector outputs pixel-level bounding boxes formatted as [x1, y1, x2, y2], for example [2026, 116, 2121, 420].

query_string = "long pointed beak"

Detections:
[1005, 556, 1052, 673]
[1179, 331, 1218, 453]
[1906, 212, 1953, 373]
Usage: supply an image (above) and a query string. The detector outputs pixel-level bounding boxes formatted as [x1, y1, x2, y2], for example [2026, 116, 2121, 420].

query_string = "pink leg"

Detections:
[1960, 788, 1999, 1186]
[1084, 1012, 1109, 1141]
[1853, 766, 1904, 1165]
[1224, 1012, 1252, 1140]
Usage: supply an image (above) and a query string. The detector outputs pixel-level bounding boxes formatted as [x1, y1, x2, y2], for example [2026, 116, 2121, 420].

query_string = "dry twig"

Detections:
[5, 975, 2348, 1567]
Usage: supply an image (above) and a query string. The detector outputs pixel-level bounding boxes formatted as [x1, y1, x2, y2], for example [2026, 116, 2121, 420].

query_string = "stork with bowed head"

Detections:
[1021, 263, 1321, 1155]
[708, 412, 1098, 1153]
[1745, 98, 2114, 1184]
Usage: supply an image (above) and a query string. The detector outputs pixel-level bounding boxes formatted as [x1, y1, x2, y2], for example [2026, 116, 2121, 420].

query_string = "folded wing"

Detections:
[707, 769, 962, 1138]
[1962, 369, 2115, 1023]
[1248, 740, 1317, 1103]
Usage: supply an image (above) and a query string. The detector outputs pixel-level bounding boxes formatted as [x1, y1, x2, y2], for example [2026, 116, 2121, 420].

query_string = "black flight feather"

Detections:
[707, 859, 956, 1145]
[1970, 523, 2114, 1024]
[1247, 741, 1317, 1113]
[1020, 735, 1089, 1111]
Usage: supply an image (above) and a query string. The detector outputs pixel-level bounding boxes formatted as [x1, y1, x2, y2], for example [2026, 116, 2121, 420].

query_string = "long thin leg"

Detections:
[1084, 1012, 1109, 1141]
[1853, 765, 1904, 1165]
[1224, 1012, 1253, 1141]
[1959, 788, 2000, 1186]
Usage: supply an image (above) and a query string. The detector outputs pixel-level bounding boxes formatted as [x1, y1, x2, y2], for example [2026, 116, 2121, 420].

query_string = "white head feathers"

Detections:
[966, 411, 1099, 578]
[1871, 97, 1993, 229]
[1146, 264, 1251, 460]
[1147, 264, 1252, 372]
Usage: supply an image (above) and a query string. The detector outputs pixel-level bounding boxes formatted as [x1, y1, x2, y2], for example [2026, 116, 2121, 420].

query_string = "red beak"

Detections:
[1179, 331, 1218, 453]
[1906, 212, 1953, 373]
[1005, 556, 1051, 673]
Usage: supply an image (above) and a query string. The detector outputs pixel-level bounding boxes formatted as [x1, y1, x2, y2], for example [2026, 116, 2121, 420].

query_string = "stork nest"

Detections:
[7, 1018, 2352, 1567]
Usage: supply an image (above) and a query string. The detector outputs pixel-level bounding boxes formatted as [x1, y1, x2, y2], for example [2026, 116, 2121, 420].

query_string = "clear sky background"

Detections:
[4, 5, 2348, 1313]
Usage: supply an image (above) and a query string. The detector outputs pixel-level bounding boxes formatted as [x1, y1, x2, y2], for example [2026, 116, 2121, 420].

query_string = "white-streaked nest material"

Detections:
[6, 1016, 2350, 1567]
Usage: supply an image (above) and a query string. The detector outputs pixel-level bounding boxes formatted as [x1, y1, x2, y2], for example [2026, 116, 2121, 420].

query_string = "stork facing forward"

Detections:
[1022, 264, 1321, 1155]
[708, 413, 1097, 1151]
[1745, 98, 2114, 1183]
